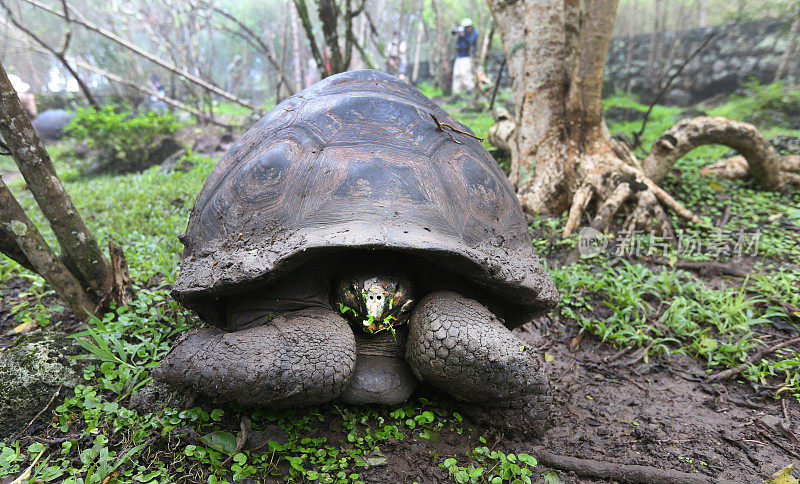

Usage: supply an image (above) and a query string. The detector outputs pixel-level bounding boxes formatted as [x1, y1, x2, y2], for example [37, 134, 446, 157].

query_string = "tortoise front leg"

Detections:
[154, 307, 356, 408]
[405, 291, 552, 436]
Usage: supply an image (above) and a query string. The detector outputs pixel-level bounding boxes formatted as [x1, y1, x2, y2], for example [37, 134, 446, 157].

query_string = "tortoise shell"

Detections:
[173, 70, 558, 327]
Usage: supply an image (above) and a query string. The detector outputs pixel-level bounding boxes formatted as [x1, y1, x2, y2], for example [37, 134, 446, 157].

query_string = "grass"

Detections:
[1, 82, 799, 482]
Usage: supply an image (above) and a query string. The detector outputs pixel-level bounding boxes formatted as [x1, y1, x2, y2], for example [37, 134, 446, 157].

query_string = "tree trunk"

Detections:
[474, 18, 495, 98]
[774, 10, 799, 82]
[697, 0, 708, 27]
[624, 0, 637, 93]
[290, 1, 304, 92]
[0, 62, 113, 298]
[431, 0, 452, 96]
[487, 0, 792, 237]
[488, 0, 695, 235]
[411, 9, 425, 83]
[0, 177, 95, 314]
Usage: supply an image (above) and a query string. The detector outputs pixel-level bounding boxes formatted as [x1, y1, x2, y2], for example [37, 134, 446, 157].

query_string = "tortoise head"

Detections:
[332, 256, 414, 335]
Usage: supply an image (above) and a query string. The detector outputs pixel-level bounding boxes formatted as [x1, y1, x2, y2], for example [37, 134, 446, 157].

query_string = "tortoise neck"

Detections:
[354, 328, 407, 358]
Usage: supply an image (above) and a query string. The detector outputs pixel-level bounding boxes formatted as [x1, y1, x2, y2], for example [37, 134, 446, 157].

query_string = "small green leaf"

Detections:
[200, 431, 237, 454]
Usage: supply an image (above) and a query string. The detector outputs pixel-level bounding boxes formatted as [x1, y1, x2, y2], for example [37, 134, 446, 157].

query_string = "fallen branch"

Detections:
[9, 448, 46, 484]
[709, 336, 800, 382]
[12, 384, 62, 441]
[756, 428, 800, 460]
[430, 114, 484, 144]
[529, 446, 713, 484]
[20, 0, 256, 110]
[649, 258, 748, 278]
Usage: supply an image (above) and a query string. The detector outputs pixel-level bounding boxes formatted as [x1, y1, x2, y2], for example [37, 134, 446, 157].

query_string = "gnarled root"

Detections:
[561, 152, 703, 237]
[700, 154, 800, 184]
[644, 116, 789, 190]
[487, 115, 790, 238]
[487, 108, 520, 185]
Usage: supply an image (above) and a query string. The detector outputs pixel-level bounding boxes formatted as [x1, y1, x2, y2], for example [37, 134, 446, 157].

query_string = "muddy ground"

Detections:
[355, 315, 799, 483]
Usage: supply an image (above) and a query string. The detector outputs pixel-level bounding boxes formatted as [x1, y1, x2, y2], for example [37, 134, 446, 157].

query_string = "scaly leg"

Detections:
[406, 291, 551, 435]
[154, 307, 356, 408]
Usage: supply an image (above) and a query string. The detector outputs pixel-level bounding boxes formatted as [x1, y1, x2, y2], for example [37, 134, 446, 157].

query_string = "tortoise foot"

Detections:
[405, 291, 552, 436]
[153, 308, 356, 408]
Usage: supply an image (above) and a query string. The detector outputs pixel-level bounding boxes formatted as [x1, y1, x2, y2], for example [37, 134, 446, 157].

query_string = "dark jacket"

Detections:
[455, 28, 478, 58]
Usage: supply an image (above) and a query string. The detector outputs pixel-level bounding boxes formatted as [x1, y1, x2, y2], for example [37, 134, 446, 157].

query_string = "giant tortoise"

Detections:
[154, 69, 558, 434]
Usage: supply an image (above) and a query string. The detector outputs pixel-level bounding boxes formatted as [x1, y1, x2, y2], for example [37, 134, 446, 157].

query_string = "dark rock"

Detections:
[769, 135, 800, 155]
[192, 134, 223, 154]
[663, 88, 693, 107]
[675, 109, 707, 120]
[31, 109, 74, 140]
[0, 333, 84, 439]
[73, 143, 90, 159]
[604, 106, 645, 123]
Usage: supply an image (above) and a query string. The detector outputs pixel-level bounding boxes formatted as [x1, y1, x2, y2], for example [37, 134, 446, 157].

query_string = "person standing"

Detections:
[451, 18, 478, 94]
[9, 73, 37, 119]
[386, 31, 408, 81]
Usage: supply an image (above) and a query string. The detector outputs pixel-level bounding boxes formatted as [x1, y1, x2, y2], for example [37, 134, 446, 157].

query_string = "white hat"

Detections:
[461, 18, 473, 27]
[8, 73, 30, 93]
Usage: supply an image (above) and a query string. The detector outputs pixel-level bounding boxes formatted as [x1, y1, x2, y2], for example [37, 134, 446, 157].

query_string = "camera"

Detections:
[451, 26, 464, 35]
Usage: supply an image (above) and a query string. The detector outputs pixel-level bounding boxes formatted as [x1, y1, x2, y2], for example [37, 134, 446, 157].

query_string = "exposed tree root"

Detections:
[700, 154, 800, 184]
[529, 446, 713, 484]
[489, 115, 792, 237]
[561, 151, 703, 237]
[644, 116, 788, 190]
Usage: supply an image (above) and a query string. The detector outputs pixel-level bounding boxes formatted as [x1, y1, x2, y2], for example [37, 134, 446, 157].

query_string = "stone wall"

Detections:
[604, 19, 794, 106]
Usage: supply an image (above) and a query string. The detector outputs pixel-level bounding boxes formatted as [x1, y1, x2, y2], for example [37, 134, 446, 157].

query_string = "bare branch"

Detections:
[19, 0, 257, 110]
[0, 0, 99, 108]
[202, 3, 281, 73]
[293, 0, 327, 77]
[631, 31, 716, 148]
